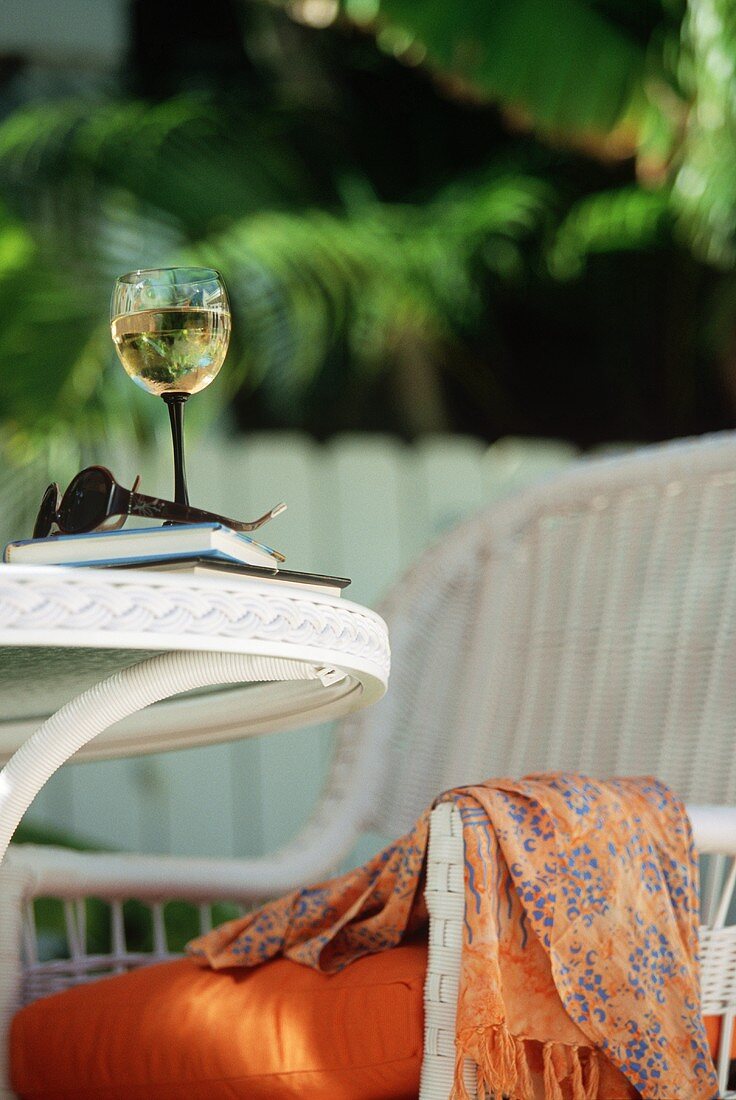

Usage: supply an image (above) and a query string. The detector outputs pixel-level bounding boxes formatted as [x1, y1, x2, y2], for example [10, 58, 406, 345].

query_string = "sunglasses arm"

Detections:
[124, 491, 287, 557]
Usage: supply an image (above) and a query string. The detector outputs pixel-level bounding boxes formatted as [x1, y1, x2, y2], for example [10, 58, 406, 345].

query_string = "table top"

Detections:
[0, 564, 390, 762]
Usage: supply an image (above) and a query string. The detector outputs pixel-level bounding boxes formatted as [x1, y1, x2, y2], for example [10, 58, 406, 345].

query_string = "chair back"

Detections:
[335, 432, 736, 841]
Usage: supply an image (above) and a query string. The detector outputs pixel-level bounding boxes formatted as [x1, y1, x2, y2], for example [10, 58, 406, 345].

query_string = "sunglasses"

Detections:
[33, 465, 286, 559]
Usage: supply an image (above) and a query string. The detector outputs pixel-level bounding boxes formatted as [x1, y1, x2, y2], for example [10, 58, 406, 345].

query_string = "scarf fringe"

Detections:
[472, 1024, 518, 1099]
[570, 1046, 585, 1098]
[514, 1036, 535, 1099]
[543, 1043, 565, 1100]
[584, 1046, 600, 1100]
[452, 1046, 473, 1100]
[454, 1026, 602, 1100]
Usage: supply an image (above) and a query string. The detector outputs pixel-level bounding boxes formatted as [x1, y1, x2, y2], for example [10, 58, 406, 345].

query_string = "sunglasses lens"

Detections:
[33, 484, 59, 539]
[58, 468, 111, 534]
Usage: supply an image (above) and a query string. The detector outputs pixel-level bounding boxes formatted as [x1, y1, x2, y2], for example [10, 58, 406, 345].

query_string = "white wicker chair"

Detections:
[4, 431, 736, 1098]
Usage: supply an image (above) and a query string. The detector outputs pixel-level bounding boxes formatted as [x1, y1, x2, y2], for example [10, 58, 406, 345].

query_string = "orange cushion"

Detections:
[10, 938, 731, 1099]
[10, 943, 426, 1100]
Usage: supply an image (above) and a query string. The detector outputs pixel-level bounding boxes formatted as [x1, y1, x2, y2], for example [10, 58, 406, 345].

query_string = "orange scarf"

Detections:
[189, 775, 717, 1099]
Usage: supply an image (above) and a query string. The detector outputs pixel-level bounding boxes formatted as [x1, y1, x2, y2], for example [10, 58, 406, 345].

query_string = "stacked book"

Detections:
[3, 524, 350, 597]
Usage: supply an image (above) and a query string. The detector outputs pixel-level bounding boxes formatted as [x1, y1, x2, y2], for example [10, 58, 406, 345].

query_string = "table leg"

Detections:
[0, 649, 323, 866]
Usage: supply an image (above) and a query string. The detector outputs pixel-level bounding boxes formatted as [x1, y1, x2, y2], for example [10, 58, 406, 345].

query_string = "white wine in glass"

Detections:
[111, 306, 231, 396]
[111, 268, 231, 506]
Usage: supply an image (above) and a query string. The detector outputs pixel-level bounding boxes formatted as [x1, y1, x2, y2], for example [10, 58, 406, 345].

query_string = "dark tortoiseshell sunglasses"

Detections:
[32, 465, 286, 558]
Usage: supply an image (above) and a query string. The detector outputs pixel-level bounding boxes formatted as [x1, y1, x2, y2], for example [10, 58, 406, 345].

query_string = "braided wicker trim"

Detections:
[0, 570, 390, 679]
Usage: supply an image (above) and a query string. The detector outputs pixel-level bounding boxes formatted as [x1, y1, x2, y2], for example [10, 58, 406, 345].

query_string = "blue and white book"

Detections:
[3, 523, 283, 569]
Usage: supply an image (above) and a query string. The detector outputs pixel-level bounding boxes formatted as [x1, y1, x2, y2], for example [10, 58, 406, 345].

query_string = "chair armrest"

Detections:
[6, 844, 274, 904]
[3, 781, 370, 905]
[688, 805, 736, 855]
[420, 803, 472, 1099]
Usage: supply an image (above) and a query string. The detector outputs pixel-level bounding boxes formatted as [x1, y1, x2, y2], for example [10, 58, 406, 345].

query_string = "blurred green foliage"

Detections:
[1, 0, 736, 452]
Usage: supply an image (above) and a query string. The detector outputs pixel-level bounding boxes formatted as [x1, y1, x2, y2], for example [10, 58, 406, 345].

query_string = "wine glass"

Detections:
[111, 267, 231, 506]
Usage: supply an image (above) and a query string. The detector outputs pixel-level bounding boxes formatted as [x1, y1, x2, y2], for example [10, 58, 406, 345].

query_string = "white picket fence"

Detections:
[2, 433, 577, 860]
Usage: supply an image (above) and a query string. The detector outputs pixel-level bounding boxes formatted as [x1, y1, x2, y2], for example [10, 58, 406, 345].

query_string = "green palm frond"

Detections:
[0, 194, 173, 458]
[0, 96, 314, 237]
[196, 173, 554, 413]
[349, 0, 736, 266]
[548, 185, 672, 277]
[0, 97, 303, 453]
[354, 0, 655, 137]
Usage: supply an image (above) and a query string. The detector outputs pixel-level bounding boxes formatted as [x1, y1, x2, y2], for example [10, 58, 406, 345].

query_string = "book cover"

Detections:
[4, 523, 284, 569]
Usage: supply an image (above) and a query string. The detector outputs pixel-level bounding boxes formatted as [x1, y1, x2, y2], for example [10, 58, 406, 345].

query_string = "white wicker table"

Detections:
[0, 564, 390, 865]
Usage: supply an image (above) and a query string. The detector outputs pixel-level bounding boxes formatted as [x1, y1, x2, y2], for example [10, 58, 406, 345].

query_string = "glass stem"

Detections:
[162, 392, 190, 507]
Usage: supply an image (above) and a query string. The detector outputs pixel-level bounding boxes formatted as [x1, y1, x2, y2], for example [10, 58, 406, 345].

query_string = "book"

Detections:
[110, 556, 351, 597]
[3, 523, 284, 569]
